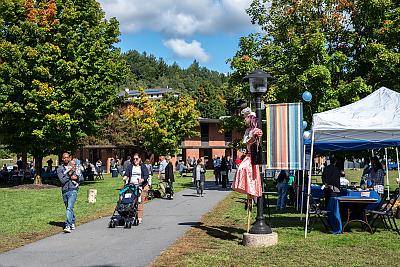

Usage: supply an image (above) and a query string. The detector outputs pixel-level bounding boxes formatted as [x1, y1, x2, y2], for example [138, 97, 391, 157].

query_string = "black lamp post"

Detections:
[244, 69, 273, 235]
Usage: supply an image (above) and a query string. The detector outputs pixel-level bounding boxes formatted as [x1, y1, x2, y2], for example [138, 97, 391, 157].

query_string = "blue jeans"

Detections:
[62, 190, 77, 226]
[277, 182, 288, 210]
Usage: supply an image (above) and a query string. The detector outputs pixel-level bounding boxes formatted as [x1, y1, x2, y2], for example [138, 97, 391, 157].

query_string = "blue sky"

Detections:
[98, 0, 258, 74]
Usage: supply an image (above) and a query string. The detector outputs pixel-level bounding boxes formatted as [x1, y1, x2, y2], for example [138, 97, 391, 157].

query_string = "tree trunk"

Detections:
[22, 152, 28, 171]
[34, 155, 43, 185]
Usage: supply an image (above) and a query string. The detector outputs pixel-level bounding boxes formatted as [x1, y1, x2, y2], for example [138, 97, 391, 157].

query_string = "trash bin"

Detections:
[111, 168, 118, 178]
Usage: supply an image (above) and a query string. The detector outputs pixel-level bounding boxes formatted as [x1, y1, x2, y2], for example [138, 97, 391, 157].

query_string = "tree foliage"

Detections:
[123, 50, 229, 119]
[0, 0, 127, 180]
[230, 0, 399, 122]
[88, 93, 200, 156]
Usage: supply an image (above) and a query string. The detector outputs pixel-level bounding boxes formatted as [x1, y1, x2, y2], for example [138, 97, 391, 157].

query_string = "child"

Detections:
[64, 160, 79, 188]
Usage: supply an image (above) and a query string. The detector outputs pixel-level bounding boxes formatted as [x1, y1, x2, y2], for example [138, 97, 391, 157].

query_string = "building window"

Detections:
[200, 123, 209, 142]
[224, 131, 232, 142]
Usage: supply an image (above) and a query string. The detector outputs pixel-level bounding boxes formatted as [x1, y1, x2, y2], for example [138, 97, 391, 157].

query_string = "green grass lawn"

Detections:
[151, 168, 400, 266]
[151, 190, 400, 267]
[0, 172, 193, 253]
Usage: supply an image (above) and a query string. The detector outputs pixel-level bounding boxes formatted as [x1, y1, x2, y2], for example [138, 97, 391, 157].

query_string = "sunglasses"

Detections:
[133, 158, 140, 160]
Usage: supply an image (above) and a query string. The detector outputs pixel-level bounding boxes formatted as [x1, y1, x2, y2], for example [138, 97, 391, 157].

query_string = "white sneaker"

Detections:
[138, 218, 142, 224]
[64, 226, 72, 233]
[71, 224, 76, 230]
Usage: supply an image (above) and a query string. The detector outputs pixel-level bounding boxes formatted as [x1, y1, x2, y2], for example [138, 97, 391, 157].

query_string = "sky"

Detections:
[98, 0, 259, 74]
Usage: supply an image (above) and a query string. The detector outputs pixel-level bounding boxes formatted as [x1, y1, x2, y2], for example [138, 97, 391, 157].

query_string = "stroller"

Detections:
[108, 184, 140, 228]
[151, 179, 173, 199]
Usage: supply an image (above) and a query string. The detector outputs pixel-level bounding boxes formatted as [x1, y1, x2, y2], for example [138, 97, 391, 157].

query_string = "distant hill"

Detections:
[122, 50, 230, 119]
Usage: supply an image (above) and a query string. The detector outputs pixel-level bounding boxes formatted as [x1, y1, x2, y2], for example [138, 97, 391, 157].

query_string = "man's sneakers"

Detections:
[64, 224, 76, 233]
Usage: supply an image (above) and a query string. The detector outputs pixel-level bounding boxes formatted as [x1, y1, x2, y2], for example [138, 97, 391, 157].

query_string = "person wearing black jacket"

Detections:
[123, 153, 149, 224]
[322, 157, 341, 209]
[165, 155, 175, 199]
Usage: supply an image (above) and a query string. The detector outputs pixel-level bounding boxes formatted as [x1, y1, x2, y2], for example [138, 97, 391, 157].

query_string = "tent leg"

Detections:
[296, 170, 299, 211]
[396, 147, 400, 180]
[385, 148, 390, 198]
[300, 145, 306, 219]
[305, 131, 315, 238]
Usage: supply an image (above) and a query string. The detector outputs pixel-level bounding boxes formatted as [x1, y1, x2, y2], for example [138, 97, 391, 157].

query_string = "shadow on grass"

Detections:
[48, 221, 65, 228]
[179, 221, 245, 242]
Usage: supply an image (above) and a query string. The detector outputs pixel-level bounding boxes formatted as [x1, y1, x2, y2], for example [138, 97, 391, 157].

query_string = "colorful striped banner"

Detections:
[265, 103, 304, 170]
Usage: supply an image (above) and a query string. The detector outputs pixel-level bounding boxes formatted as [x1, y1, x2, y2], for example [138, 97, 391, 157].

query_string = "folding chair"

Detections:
[306, 193, 330, 233]
[368, 193, 400, 234]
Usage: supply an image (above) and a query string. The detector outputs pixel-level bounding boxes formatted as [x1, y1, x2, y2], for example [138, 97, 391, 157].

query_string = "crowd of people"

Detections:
[56, 152, 176, 233]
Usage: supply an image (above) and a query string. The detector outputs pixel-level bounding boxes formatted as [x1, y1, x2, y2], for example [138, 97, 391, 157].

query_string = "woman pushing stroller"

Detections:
[123, 153, 149, 224]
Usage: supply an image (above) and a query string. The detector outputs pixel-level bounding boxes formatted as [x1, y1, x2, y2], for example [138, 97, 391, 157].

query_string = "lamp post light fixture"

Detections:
[243, 69, 274, 235]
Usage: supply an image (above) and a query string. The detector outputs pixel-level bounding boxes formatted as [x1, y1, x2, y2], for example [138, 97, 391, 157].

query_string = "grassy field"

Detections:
[0, 173, 193, 253]
[151, 190, 400, 267]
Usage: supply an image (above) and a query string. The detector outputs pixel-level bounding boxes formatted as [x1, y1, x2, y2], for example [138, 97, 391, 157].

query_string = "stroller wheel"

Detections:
[125, 220, 132, 229]
[108, 220, 116, 228]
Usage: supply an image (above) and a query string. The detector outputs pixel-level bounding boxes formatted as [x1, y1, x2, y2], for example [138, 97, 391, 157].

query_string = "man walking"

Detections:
[213, 155, 221, 185]
[159, 156, 168, 182]
[123, 156, 131, 174]
[57, 152, 79, 233]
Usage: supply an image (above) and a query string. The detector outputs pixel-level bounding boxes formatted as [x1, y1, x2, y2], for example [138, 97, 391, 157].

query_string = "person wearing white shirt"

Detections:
[158, 156, 168, 182]
[123, 154, 149, 224]
[340, 171, 350, 187]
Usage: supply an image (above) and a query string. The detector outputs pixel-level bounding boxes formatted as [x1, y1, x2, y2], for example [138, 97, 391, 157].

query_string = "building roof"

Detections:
[119, 87, 178, 97]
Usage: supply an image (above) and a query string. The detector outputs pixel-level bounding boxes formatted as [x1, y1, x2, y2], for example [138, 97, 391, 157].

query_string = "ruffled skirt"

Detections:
[232, 155, 262, 197]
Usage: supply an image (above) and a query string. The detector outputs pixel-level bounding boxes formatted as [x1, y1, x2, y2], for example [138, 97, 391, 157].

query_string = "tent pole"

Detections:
[385, 148, 390, 198]
[296, 170, 299, 211]
[304, 131, 315, 238]
[300, 144, 306, 218]
[396, 147, 400, 180]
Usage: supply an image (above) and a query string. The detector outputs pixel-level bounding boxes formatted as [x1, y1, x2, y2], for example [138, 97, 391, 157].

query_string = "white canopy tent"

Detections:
[304, 87, 400, 237]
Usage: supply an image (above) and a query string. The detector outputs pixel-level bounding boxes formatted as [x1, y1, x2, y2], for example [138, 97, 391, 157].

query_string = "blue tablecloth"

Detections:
[327, 190, 380, 234]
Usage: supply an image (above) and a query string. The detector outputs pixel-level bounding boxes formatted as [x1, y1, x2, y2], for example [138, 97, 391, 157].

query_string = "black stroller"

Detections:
[108, 184, 140, 228]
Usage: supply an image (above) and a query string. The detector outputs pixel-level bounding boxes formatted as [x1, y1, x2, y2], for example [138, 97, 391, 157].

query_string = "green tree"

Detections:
[0, 0, 127, 183]
[230, 0, 399, 122]
[91, 92, 200, 156]
[124, 94, 200, 155]
[122, 51, 230, 119]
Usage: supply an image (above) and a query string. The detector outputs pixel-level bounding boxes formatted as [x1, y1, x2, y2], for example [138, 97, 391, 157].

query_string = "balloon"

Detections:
[303, 131, 312, 140]
[302, 121, 308, 129]
[302, 91, 312, 102]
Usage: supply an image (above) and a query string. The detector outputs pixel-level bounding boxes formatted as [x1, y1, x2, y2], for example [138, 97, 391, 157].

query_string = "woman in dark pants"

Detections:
[165, 155, 175, 199]
[194, 159, 206, 196]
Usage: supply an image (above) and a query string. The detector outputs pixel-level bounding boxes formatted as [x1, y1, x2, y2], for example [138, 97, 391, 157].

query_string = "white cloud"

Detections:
[98, 0, 254, 36]
[163, 39, 210, 63]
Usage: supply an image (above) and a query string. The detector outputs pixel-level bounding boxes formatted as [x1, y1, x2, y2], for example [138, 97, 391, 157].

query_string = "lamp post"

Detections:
[244, 69, 274, 235]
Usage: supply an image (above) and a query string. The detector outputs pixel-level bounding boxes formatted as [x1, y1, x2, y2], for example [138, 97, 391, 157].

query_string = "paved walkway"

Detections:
[0, 179, 233, 267]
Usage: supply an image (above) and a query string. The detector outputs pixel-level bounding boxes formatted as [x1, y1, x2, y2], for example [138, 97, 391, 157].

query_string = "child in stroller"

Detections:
[108, 184, 140, 228]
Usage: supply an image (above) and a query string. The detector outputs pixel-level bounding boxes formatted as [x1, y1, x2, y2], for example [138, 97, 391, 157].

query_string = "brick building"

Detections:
[181, 118, 243, 169]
